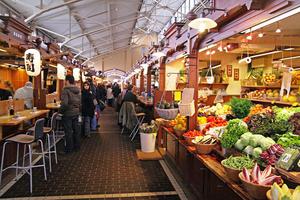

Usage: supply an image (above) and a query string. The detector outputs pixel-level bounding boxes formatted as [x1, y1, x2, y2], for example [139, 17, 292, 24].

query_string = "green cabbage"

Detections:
[234, 139, 246, 151]
[249, 134, 264, 147]
[240, 132, 253, 145]
[259, 137, 276, 150]
[252, 147, 263, 158]
[243, 145, 254, 155]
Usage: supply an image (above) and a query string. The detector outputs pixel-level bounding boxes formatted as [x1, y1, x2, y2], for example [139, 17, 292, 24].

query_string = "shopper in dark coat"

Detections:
[82, 81, 95, 137]
[96, 83, 106, 102]
[59, 75, 81, 154]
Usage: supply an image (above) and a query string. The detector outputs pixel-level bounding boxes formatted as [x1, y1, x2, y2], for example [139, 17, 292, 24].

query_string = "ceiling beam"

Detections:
[71, 26, 134, 49]
[64, 0, 99, 54]
[77, 34, 133, 57]
[61, 15, 144, 46]
[106, 1, 113, 54]
[25, 0, 87, 23]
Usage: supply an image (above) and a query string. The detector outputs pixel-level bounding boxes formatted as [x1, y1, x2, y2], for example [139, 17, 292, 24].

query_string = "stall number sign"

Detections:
[24, 49, 41, 76]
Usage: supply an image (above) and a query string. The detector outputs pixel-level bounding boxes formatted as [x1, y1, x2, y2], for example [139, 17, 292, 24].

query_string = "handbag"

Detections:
[98, 100, 105, 111]
[93, 98, 98, 106]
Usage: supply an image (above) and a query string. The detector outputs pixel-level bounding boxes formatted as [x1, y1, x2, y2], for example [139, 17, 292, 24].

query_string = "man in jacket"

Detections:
[59, 75, 81, 154]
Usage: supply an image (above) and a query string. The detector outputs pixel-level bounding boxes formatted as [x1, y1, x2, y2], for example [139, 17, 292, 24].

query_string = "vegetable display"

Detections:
[221, 119, 248, 148]
[270, 183, 300, 200]
[241, 164, 282, 186]
[139, 121, 158, 133]
[248, 113, 273, 136]
[183, 130, 202, 138]
[222, 156, 254, 170]
[229, 97, 252, 119]
[288, 112, 300, 135]
[277, 132, 300, 148]
[192, 135, 216, 145]
[260, 144, 284, 165]
[276, 148, 300, 171]
[272, 106, 300, 122]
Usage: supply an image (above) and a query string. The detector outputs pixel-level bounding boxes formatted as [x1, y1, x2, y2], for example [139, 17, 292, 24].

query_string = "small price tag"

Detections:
[282, 153, 292, 163]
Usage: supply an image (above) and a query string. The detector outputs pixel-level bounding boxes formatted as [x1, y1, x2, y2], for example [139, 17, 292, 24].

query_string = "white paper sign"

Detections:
[73, 68, 80, 81]
[57, 64, 66, 80]
[24, 49, 41, 76]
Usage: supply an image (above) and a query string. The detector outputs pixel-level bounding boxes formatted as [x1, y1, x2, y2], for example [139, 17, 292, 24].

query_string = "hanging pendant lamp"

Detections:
[188, 8, 225, 33]
[188, 18, 217, 33]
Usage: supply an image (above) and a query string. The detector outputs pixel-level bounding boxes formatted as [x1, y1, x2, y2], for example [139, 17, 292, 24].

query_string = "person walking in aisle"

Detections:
[81, 81, 95, 138]
[96, 83, 106, 103]
[106, 84, 114, 107]
[59, 75, 81, 154]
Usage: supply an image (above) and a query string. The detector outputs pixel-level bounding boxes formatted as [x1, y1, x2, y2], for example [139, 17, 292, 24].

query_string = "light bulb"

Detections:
[218, 45, 223, 52]
[246, 34, 252, 40]
[258, 33, 264, 37]
[211, 50, 216, 55]
[206, 51, 211, 55]
[276, 28, 281, 33]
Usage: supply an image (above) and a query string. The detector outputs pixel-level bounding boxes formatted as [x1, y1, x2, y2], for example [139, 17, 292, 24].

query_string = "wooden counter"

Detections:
[138, 96, 153, 107]
[0, 109, 50, 139]
[46, 102, 61, 110]
[162, 128, 254, 200]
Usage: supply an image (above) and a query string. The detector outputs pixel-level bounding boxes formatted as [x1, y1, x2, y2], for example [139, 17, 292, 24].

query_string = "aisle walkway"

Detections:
[0, 108, 183, 200]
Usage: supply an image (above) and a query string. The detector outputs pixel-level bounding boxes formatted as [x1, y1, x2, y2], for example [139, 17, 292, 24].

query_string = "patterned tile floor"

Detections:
[0, 107, 181, 199]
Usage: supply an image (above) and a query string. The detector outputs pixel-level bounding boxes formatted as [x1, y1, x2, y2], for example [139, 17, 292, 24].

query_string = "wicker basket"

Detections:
[221, 161, 241, 183]
[155, 108, 178, 120]
[239, 173, 283, 200]
[195, 143, 216, 154]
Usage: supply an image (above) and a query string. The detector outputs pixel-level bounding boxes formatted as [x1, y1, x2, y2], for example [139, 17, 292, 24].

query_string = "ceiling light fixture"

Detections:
[242, 6, 300, 34]
[188, 7, 226, 33]
[258, 33, 264, 38]
[0, 48, 7, 52]
[246, 34, 252, 40]
[275, 28, 281, 33]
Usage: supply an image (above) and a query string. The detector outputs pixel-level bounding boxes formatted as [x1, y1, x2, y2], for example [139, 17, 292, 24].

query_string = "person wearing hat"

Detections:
[14, 81, 33, 109]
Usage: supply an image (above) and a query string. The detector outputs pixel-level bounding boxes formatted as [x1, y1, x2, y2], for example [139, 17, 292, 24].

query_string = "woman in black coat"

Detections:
[82, 82, 95, 137]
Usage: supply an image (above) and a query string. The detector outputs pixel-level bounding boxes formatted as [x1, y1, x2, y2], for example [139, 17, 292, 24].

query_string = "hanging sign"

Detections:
[73, 68, 80, 81]
[82, 72, 86, 82]
[24, 49, 41, 76]
[57, 64, 66, 80]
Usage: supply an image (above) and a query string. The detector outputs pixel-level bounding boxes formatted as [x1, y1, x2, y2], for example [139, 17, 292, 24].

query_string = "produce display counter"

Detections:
[162, 127, 254, 200]
[241, 98, 298, 106]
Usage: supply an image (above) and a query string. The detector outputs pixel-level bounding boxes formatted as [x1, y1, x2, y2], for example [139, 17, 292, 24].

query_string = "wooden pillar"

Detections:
[132, 75, 136, 86]
[33, 75, 40, 108]
[159, 57, 166, 91]
[57, 79, 64, 98]
[186, 54, 198, 130]
[33, 74, 47, 109]
[140, 69, 144, 93]
[147, 66, 152, 94]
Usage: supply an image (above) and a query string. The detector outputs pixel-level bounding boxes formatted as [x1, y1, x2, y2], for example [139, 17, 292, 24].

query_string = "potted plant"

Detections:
[139, 121, 158, 153]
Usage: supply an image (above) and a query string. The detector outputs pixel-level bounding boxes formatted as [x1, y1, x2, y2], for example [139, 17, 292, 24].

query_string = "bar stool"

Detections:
[130, 112, 145, 141]
[0, 118, 47, 193]
[28, 112, 58, 172]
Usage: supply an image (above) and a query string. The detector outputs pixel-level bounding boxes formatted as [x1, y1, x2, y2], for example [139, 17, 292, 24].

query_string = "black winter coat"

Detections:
[81, 90, 95, 117]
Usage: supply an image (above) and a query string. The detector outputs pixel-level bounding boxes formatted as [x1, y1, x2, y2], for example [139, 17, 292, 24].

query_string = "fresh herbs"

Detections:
[229, 97, 252, 119]
[221, 119, 248, 148]
[277, 132, 300, 148]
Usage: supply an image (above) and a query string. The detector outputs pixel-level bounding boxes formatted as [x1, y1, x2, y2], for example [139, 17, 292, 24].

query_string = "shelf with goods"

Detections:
[240, 98, 299, 106]
[241, 85, 300, 89]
